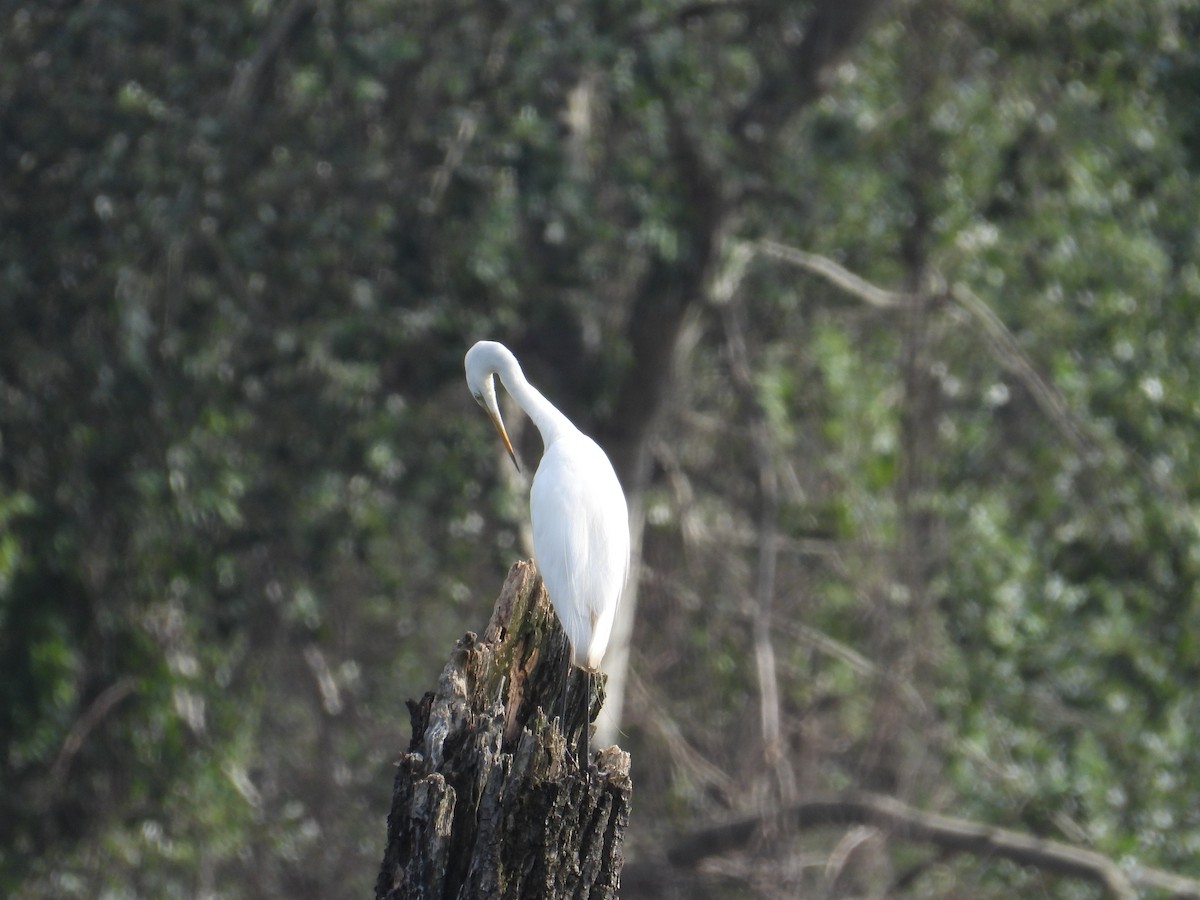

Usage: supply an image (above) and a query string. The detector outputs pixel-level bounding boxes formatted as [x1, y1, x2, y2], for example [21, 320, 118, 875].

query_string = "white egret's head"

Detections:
[464, 341, 520, 471]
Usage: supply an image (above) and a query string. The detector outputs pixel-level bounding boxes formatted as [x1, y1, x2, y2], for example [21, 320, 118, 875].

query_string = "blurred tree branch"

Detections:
[753, 235, 1187, 513]
[945, 280, 1093, 456]
[732, 0, 889, 143]
[598, 1, 890, 747]
[751, 239, 1097, 458]
[225, 0, 318, 127]
[50, 677, 139, 785]
[625, 791, 1200, 899]
[714, 245, 795, 803]
[756, 239, 914, 309]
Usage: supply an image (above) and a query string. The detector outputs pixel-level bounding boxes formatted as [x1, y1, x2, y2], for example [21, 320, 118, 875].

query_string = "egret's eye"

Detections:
[473, 393, 484, 405]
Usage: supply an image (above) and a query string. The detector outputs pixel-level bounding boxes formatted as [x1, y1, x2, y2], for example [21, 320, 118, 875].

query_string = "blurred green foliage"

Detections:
[2, 0, 1199, 897]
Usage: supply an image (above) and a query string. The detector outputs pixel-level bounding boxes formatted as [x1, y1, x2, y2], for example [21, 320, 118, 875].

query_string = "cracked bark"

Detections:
[375, 561, 632, 900]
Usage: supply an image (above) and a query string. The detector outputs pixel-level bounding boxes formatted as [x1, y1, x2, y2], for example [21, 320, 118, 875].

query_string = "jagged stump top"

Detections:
[375, 561, 632, 900]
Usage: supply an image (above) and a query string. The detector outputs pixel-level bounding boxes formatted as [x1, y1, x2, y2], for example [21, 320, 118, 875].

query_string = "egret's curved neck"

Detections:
[498, 363, 575, 448]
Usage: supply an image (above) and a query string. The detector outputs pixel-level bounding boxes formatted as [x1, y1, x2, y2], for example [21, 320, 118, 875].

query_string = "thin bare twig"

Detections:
[714, 240, 796, 803]
[772, 617, 1025, 791]
[756, 239, 915, 309]
[946, 281, 1093, 455]
[752, 240, 1100, 462]
[628, 670, 737, 803]
[51, 676, 139, 784]
[225, 0, 318, 126]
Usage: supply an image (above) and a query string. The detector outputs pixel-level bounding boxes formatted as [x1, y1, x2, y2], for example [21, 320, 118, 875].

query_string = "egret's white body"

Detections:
[464, 340, 629, 672]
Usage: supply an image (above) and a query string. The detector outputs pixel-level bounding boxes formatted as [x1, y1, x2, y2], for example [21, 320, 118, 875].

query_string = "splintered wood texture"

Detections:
[375, 561, 632, 900]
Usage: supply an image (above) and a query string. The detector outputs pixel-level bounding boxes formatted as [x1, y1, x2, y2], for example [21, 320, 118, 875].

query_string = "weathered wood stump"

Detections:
[375, 561, 632, 900]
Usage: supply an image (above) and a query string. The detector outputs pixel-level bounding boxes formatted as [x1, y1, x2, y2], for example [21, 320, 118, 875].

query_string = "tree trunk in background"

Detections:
[375, 562, 632, 900]
[593, 0, 890, 750]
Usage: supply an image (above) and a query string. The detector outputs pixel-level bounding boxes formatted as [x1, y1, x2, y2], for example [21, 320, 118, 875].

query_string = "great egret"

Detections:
[464, 340, 629, 765]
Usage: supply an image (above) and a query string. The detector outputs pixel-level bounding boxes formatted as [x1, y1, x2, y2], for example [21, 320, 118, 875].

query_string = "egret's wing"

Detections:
[531, 435, 629, 670]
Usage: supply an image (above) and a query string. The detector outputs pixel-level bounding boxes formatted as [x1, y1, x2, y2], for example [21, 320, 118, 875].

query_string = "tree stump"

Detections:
[375, 561, 633, 900]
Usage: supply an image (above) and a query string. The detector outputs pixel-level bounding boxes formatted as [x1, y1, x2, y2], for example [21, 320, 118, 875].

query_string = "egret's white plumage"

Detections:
[464, 340, 629, 672]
